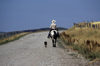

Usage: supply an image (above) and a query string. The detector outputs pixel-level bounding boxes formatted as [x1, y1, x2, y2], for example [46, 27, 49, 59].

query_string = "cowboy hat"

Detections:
[52, 20, 56, 23]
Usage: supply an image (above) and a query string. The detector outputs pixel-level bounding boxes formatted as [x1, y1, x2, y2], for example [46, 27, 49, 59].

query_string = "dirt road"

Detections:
[0, 31, 88, 66]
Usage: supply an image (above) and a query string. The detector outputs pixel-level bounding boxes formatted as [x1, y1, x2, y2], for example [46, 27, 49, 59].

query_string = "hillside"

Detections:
[65, 27, 100, 43]
[21, 27, 67, 32]
[0, 27, 67, 44]
[0, 31, 4, 33]
[60, 26, 100, 65]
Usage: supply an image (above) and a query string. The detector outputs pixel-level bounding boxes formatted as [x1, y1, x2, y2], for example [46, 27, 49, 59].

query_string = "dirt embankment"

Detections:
[60, 26, 100, 65]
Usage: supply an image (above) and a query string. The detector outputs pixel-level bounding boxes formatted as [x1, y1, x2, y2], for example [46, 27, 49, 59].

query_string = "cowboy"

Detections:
[47, 20, 59, 38]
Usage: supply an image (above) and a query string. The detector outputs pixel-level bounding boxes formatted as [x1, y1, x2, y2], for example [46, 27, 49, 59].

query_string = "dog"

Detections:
[44, 41, 47, 47]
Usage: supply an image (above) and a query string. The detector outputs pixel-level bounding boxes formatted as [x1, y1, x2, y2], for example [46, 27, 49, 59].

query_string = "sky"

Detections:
[0, 0, 100, 32]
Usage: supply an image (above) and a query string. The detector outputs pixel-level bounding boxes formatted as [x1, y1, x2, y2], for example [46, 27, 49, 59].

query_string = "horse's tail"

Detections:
[53, 31, 57, 39]
[54, 31, 56, 34]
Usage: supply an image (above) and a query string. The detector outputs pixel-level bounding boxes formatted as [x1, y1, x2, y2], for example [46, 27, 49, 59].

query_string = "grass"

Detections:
[68, 26, 75, 31]
[57, 38, 65, 49]
[59, 24, 100, 65]
[69, 53, 76, 56]
[87, 31, 98, 37]
[0, 32, 29, 45]
[71, 34, 76, 37]
[0, 31, 49, 45]
[60, 36, 100, 61]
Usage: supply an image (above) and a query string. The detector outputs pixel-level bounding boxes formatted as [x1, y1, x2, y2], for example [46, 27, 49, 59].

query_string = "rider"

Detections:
[47, 20, 59, 38]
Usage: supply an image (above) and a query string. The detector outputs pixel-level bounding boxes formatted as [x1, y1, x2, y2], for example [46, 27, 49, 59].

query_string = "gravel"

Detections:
[0, 31, 89, 66]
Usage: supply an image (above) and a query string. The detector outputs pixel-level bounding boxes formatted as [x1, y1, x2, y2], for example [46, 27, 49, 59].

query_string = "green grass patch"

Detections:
[71, 34, 76, 37]
[73, 44, 100, 60]
[87, 31, 98, 37]
[69, 53, 76, 56]
[57, 38, 65, 49]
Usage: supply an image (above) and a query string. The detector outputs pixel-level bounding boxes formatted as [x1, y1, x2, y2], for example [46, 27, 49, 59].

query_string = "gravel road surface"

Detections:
[0, 31, 88, 66]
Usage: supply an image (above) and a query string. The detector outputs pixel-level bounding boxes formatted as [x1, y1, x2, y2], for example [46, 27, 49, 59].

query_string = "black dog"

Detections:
[44, 41, 47, 47]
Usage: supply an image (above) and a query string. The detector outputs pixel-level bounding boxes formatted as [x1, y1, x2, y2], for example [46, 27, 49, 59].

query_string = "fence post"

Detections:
[0, 35, 2, 40]
[91, 20, 94, 28]
[87, 23, 88, 27]
[99, 24, 100, 29]
[73, 23, 76, 27]
[91, 23, 92, 28]
[86, 23, 87, 27]
[87, 20, 89, 27]
[2, 34, 4, 39]
[97, 24, 98, 29]
[95, 24, 96, 29]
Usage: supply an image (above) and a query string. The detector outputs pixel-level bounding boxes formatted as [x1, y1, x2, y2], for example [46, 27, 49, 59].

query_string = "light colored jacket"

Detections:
[50, 23, 57, 29]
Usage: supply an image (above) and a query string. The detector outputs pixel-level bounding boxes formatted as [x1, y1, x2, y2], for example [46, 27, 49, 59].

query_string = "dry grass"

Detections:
[65, 27, 100, 44]
[0, 32, 29, 45]
[92, 21, 100, 24]
[0, 31, 48, 45]
[60, 26, 100, 61]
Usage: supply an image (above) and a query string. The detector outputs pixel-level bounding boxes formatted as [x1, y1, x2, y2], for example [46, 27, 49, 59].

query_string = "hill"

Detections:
[21, 27, 68, 32]
[65, 27, 100, 43]
[0, 27, 67, 40]
[60, 26, 100, 63]
[0, 31, 4, 33]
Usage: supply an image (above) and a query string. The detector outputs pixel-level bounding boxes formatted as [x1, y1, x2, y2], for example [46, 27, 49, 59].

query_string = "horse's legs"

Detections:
[55, 39, 57, 44]
[51, 35, 57, 47]
[54, 39, 56, 47]
[52, 38, 54, 43]
[52, 39, 56, 47]
[52, 39, 54, 47]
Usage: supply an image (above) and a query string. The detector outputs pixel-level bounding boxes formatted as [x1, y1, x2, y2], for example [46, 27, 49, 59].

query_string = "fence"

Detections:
[73, 21, 100, 29]
[0, 31, 23, 40]
[0, 28, 49, 40]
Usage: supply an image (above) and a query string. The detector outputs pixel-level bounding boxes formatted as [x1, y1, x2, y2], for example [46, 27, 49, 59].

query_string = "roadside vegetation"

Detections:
[0, 32, 29, 45]
[60, 26, 100, 61]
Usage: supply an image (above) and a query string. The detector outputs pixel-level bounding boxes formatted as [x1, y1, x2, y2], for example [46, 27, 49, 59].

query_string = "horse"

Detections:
[50, 30, 58, 47]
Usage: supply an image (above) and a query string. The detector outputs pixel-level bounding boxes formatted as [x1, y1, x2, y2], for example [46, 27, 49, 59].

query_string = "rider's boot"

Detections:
[47, 32, 50, 38]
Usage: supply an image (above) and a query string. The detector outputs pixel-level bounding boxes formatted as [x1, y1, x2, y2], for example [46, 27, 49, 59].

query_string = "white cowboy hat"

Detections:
[52, 20, 56, 23]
